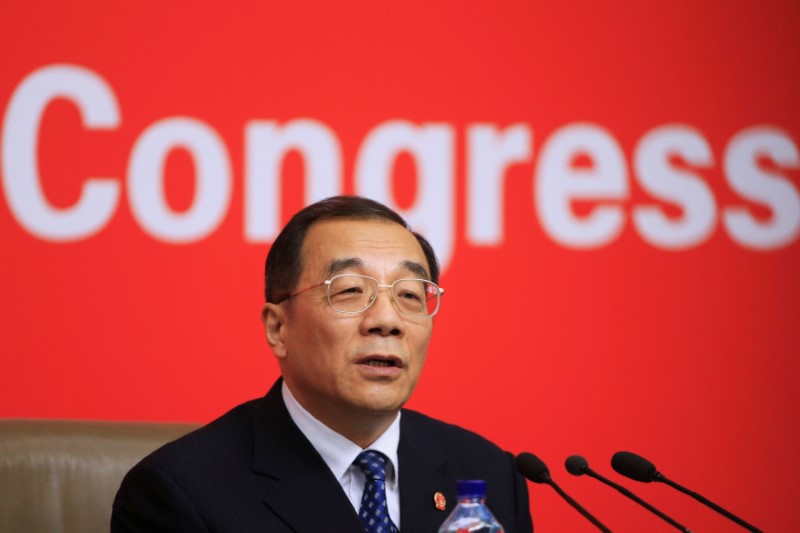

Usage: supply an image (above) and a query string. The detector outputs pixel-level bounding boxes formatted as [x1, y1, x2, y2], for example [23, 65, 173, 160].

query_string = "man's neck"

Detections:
[326, 412, 396, 449]
[282, 382, 399, 448]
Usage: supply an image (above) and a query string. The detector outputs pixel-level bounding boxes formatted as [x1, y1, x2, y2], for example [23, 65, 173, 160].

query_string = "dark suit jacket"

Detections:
[112, 379, 533, 532]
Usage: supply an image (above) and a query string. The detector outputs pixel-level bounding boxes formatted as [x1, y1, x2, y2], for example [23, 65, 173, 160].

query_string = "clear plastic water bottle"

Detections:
[437, 479, 505, 533]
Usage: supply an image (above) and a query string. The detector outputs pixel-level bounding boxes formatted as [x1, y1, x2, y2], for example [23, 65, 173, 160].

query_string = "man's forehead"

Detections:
[301, 218, 429, 276]
[326, 257, 430, 279]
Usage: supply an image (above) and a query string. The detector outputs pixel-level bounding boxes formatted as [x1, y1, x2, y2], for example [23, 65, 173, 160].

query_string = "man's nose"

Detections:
[362, 288, 404, 336]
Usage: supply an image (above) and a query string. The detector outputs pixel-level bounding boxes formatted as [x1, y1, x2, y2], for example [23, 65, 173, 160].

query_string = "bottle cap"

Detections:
[456, 479, 486, 497]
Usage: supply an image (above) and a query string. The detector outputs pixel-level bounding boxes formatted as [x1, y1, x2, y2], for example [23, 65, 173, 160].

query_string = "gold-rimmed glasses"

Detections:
[277, 274, 444, 318]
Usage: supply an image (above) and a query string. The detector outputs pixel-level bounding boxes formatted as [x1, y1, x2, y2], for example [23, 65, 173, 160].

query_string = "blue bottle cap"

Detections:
[456, 479, 487, 497]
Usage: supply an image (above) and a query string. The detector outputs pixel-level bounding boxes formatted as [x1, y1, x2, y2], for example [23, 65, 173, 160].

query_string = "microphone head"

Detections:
[515, 452, 551, 484]
[565, 455, 588, 476]
[612, 451, 658, 482]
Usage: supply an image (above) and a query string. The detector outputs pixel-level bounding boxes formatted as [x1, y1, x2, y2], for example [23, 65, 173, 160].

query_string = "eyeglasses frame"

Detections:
[275, 273, 445, 318]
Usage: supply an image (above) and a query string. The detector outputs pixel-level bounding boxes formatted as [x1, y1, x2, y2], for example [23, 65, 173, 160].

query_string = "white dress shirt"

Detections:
[281, 381, 401, 528]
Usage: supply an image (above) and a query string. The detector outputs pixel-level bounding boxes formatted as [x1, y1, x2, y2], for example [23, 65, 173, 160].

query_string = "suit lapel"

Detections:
[398, 413, 454, 533]
[250, 380, 364, 532]
[248, 383, 459, 532]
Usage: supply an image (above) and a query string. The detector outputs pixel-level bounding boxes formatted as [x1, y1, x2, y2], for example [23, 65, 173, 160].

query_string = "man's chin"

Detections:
[356, 390, 413, 416]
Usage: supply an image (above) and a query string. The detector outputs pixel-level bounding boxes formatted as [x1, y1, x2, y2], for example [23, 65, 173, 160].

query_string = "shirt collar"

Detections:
[281, 380, 401, 485]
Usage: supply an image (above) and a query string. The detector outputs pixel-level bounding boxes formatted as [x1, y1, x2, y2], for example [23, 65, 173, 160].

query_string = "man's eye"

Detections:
[398, 290, 423, 302]
[334, 286, 362, 296]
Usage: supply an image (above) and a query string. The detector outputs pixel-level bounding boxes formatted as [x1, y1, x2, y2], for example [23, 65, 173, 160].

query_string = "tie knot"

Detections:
[355, 450, 390, 481]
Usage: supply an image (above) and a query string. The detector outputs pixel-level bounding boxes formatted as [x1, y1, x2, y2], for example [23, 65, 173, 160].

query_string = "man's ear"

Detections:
[261, 302, 287, 358]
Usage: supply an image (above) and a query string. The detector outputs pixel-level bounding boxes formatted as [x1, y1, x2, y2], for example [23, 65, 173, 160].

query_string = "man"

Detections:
[112, 196, 533, 532]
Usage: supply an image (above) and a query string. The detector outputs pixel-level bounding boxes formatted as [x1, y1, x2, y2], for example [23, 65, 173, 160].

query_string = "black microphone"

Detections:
[515, 452, 612, 533]
[611, 451, 762, 533]
[565, 455, 691, 532]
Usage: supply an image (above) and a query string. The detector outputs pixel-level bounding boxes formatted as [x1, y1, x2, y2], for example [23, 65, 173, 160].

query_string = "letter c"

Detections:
[1, 64, 120, 241]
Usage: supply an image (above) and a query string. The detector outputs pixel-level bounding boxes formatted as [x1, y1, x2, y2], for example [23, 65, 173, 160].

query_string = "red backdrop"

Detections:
[3, 1, 798, 531]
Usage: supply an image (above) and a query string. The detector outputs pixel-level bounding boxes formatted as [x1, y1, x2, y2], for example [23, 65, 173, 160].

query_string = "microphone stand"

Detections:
[583, 468, 690, 532]
[655, 473, 762, 533]
[545, 478, 612, 533]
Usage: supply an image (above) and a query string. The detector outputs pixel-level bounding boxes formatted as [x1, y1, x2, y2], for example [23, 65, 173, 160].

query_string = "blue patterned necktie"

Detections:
[354, 450, 399, 533]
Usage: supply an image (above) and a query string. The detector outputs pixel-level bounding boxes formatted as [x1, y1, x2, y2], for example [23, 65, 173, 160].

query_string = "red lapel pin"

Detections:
[434, 491, 446, 511]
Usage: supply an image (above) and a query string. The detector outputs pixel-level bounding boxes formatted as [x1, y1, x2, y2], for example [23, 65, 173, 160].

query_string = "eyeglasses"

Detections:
[277, 274, 445, 318]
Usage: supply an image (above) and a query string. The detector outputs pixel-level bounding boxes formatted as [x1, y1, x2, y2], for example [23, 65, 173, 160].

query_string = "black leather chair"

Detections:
[0, 418, 197, 533]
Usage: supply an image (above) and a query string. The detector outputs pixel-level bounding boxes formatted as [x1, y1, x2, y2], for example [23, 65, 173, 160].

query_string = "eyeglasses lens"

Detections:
[327, 275, 439, 317]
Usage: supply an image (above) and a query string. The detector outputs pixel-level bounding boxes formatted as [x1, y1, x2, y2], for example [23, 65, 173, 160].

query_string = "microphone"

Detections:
[565, 455, 691, 532]
[611, 451, 762, 533]
[515, 452, 611, 533]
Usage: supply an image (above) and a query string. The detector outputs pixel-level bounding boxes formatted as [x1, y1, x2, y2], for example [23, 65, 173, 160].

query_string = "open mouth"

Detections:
[358, 356, 403, 369]
[364, 360, 396, 367]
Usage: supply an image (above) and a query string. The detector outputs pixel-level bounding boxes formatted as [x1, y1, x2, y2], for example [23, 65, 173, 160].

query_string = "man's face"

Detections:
[266, 218, 434, 427]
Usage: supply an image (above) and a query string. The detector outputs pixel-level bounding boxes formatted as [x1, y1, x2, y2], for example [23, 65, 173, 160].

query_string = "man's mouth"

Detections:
[364, 360, 395, 367]
[357, 356, 404, 369]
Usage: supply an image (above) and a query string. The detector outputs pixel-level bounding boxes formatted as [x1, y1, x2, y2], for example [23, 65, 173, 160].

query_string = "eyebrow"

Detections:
[400, 260, 430, 280]
[327, 257, 364, 276]
[326, 257, 431, 280]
